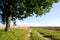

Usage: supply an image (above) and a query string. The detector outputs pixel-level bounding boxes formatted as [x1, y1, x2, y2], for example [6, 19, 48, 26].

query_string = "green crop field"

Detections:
[0, 27, 60, 40]
[32, 28, 60, 40]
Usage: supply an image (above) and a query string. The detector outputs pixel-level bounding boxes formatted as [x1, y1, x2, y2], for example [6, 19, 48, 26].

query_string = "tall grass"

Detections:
[0, 29, 30, 40]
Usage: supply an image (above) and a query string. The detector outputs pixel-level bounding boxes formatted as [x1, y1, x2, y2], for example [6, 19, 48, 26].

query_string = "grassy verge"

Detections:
[0, 29, 30, 40]
[30, 29, 46, 40]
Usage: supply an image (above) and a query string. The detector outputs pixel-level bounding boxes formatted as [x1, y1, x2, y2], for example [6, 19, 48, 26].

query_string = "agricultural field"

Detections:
[32, 28, 60, 40]
[0, 27, 60, 40]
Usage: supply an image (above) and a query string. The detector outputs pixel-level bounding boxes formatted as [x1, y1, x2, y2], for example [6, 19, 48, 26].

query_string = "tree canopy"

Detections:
[0, 0, 59, 31]
[0, 0, 59, 24]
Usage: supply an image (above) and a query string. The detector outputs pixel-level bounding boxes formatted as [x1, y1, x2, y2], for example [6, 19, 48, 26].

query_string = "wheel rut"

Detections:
[39, 33, 53, 40]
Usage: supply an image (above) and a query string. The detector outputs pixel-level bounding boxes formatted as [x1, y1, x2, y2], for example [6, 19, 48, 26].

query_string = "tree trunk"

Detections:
[5, 5, 12, 31]
[5, 16, 11, 31]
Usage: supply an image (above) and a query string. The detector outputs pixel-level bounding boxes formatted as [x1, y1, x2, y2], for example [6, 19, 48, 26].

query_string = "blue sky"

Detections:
[0, 1, 60, 27]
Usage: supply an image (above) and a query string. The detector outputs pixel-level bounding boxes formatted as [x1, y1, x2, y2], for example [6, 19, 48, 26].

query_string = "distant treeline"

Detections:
[30, 26, 60, 31]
